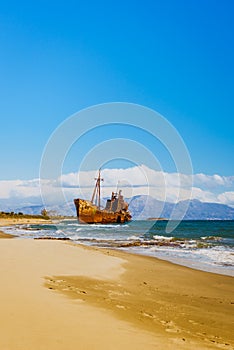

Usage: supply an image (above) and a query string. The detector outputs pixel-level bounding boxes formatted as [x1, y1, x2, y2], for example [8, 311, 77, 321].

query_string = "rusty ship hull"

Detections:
[74, 170, 131, 224]
[74, 198, 131, 224]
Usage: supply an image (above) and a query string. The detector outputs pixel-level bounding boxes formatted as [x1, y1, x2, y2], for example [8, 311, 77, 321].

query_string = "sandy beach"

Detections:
[0, 217, 52, 227]
[0, 230, 16, 238]
[0, 236, 233, 350]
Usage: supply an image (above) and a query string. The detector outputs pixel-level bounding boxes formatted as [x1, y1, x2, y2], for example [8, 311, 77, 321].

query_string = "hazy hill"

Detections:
[128, 195, 234, 220]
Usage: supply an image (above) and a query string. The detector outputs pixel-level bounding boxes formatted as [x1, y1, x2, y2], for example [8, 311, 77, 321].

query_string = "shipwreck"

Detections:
[74, 170, 132, 224]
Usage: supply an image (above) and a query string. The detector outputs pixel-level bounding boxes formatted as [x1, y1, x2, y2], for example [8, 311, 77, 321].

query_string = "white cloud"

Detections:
[193, 173, 233, 188]
[0, 179, 41, 199]
[0, 166, 233, 208]
[218, 191, 234, 206]
[191, 187, 219, 203]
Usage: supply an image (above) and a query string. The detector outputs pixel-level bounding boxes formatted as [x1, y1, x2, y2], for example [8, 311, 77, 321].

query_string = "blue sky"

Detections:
[0, 0, 233, 181]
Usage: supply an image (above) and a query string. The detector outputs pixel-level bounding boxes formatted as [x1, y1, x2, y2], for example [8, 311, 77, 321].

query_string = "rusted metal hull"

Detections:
[74, 198, 131, 224]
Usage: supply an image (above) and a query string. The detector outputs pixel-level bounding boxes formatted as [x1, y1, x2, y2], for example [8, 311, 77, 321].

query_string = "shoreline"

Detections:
[0, 218, 233, 278]
[122, 247, 234, 277]
[0, 238, 233, 349]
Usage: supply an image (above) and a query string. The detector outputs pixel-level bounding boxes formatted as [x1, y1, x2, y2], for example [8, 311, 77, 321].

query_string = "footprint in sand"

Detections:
[161, 320, 181, 333]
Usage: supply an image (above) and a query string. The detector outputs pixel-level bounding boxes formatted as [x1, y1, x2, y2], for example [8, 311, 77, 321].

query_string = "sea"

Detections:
[2, 220, 234, 277]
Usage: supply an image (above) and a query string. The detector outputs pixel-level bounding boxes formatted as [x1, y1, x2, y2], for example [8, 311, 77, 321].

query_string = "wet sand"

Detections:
[0, 238, 233, 349]
[0, 230, 16, 238]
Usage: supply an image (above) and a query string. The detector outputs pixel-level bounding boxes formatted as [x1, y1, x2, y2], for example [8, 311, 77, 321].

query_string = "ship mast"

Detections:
[91, 169, 103, 209]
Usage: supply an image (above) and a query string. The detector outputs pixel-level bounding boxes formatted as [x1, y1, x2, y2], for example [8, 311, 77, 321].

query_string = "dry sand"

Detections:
[0, 217, 52, 227]
[0, 238, 233, 350]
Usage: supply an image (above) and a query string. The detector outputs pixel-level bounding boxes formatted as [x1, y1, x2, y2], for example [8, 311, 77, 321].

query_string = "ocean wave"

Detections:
[89, 224, 122, 228]
[55, 229, 65, 234]
[197, 246, 234, 267]
[140, 245, 234, 272]
[201, 236, 222, 241]
[153, 235, 173, 241]
[127, 235, 142, 240]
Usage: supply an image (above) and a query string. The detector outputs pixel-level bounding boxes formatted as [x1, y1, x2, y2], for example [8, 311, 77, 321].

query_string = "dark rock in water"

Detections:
[34, 237, 70, 241]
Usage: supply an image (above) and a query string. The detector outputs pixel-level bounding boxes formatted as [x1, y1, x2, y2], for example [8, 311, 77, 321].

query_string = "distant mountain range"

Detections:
[128, 195, 234, 220]
[1, 195, 234, 220]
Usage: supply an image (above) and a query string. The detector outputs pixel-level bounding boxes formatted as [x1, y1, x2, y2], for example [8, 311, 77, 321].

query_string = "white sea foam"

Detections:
[201, 236, 222, 241]
[138, 245, 234, 276]
[67, 223, 83, 226]
[127, 235, 141, 240]
[55, 229, 64, 234]
[89, 224, 122, 228]
[153, 235, 173, 241]
[194, 246, 234, 267]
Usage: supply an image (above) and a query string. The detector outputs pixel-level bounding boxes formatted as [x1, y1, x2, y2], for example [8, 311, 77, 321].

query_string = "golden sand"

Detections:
[0, 230, 16, 238]
[0, 238, 233, 349]
[0, 217, 52, 227]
